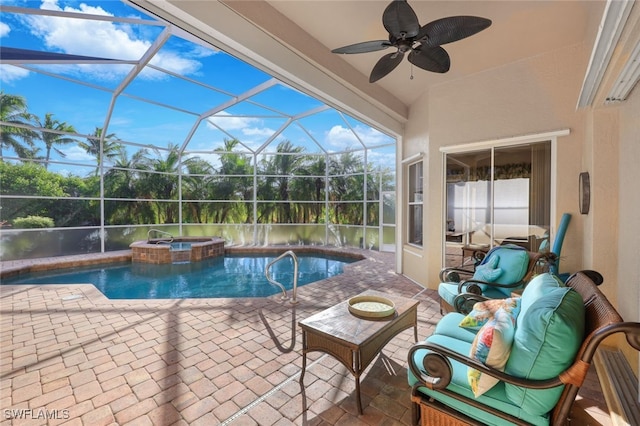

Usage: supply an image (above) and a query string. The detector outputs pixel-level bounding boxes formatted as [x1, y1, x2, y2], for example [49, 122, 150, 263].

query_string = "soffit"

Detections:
[262, 0, 604, 106]
[139, 0, 604, 123]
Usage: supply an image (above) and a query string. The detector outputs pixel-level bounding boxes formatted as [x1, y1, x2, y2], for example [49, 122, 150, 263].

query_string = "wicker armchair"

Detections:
[409, 270, 640, 426]
[438, 245, 549, 314]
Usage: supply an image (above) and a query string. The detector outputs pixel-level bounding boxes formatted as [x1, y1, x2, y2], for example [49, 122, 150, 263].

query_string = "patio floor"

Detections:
[1, 250, 611, 425]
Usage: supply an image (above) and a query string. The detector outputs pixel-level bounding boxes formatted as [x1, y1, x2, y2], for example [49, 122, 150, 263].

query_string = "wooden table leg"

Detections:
[354, 349, 363, 415]
[355, 376, 363, 414]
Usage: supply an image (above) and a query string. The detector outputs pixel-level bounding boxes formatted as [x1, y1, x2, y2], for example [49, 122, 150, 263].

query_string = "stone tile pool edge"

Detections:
[0, 246, 367, 282]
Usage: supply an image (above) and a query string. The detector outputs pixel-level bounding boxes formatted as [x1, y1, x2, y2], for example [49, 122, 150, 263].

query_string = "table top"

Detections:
[298, 290, 419, 346]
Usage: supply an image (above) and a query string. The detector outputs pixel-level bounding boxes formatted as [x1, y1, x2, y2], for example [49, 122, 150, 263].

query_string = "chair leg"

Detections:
[411, 401, 420, 426]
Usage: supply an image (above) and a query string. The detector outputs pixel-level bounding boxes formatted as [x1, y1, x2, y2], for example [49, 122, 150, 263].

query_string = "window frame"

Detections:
[440, 129, 569, 266]
[407, 160, 423, 247]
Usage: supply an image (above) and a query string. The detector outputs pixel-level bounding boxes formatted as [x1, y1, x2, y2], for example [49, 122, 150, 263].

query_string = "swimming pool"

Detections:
[2, 253, 358, 299]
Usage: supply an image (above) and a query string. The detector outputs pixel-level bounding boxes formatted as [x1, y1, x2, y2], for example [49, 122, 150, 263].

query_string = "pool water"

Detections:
[2, 254, 357, 299]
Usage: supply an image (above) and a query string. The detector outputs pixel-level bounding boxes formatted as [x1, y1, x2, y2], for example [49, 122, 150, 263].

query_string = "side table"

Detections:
[298, 290, 419, 414]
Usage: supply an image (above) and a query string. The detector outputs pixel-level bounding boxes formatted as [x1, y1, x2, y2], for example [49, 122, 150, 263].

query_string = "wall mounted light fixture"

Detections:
[579, 172, 591, 214]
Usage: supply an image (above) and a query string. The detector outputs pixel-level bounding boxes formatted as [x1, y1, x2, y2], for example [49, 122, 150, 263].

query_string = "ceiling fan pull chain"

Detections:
[410, 63, 414, 80]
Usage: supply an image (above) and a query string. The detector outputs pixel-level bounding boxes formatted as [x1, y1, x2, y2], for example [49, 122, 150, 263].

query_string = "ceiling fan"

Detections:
[331, 0, 491, 83]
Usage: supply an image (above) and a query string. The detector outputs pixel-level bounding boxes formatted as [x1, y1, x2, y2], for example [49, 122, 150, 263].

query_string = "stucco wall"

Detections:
[402, 33, 639, 375]
[616, 90, 640, 374]
[403, 42, 590, 287]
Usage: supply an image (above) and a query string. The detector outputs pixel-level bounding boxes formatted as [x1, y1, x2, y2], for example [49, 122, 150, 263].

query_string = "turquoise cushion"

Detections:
[474, 248, 529, 297]
[504, 287, 585, 415]
[434, 312, 477, 343]
[518, 273, 564, 324]
[409, 334, 551, 426]
[473, 255, 503, 282]
[491, 248, 529, 286]
[438, 282, 460, 308]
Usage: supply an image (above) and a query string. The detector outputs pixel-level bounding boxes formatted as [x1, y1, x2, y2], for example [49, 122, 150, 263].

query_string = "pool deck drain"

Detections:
[220, 355, 327, 425]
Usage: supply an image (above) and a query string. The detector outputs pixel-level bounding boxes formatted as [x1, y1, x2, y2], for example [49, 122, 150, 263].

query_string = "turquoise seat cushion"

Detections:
[504, 287, 585, 415]
[434, 312, 477, 343]
[409, 334, 551, 426]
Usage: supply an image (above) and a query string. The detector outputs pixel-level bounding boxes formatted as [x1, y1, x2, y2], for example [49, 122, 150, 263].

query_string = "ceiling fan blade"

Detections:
[408, 45, 450, 73]
[370, 51, 405, 83]
[331, 40, 392, 54]
[418, 16, 492, 47]
[383, 0, 420, 39]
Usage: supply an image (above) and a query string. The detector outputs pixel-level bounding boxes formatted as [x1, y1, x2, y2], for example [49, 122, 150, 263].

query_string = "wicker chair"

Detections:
[438, 245, 548, 315]
[408, 270, 640, 426]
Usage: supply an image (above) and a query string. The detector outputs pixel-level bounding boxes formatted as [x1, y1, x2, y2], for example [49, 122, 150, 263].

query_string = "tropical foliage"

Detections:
[0, 92, 395, 232]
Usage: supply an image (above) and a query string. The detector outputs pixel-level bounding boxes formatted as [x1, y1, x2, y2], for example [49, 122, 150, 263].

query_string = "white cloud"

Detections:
[207, 112, 259, 131]
[0, 64, 31, 84]
[24, 0, 201, 81]
[204, 112, 280, 150]
[0, 21, 10, 37]
[367, 149, 396, 169]
[325, 125, 360, 149]
[324, 124, 393, 150]
[59, 144, 94, 162]
[353, 125, 392, 146]
[242, 127, 275, 137]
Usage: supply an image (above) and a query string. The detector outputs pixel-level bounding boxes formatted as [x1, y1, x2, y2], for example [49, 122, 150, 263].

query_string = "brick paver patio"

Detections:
[1, 250, 610, 425]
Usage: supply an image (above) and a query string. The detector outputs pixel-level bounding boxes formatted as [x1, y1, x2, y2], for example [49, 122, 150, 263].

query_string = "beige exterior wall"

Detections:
[401, 29, 639, 374]
[402, 41, 590, 288]
[614, 91, 640, 375]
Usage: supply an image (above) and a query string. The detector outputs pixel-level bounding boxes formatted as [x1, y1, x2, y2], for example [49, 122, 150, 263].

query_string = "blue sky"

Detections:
[0, 0, 396, 173]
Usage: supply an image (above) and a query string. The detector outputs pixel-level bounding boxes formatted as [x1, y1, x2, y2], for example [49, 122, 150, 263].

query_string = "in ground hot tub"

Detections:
[130, 236, 225, 264]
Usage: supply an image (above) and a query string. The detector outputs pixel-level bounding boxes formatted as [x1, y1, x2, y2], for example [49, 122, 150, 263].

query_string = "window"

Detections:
[443, 141, 552, 267]
[408, 161, 423, 246]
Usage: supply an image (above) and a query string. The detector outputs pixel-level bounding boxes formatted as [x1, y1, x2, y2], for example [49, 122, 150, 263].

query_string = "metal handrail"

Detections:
[265, 250, 299, 304]
[148, 229, 174, 244]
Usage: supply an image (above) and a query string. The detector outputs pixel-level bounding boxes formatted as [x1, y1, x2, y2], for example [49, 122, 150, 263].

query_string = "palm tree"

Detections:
[212, 138, 253, 223]
[289, 155, 326, 223]
[0, 91, 37, 158]
[265, 140, 305, 223]
[103, 147, 151, 224]
[136, 143, 182, 223]
[329, 151, 365, 224]
[181, 156, 215, 223]
[78, 127, 121, 173]
[34, 113, 77, 169]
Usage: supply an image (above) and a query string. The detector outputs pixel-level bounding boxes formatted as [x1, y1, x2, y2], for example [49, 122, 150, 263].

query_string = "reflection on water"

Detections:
[2, 254, 357, 299]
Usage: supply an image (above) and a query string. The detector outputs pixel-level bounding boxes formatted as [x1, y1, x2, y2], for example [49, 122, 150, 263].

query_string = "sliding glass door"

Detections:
[444, 142, 551, 268]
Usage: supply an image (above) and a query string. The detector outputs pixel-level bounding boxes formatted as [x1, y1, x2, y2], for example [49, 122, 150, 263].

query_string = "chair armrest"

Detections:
[439, 267, 475, 282]
[408, 341, 564, 392]
[452, 292, 491, 314]
[457, 279, 525, 296]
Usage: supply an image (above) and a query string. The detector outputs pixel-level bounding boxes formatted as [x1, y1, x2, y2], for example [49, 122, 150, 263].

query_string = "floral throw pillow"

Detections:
[459, 297, 521, 331]
[467, 307, 518, 397]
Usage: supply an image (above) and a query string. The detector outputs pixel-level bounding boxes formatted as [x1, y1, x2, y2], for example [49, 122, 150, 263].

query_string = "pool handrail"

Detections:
[265, 250, 299, 304]
[148, 229, 174, 244]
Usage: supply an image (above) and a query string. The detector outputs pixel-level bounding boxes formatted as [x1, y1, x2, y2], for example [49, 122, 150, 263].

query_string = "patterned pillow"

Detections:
[459, 297, 521, 331]
[472, 255, 502, 282]
[467, 307, 518, 397]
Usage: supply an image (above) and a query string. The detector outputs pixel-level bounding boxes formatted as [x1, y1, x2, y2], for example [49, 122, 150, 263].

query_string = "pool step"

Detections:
[170, 243, 192, 264]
